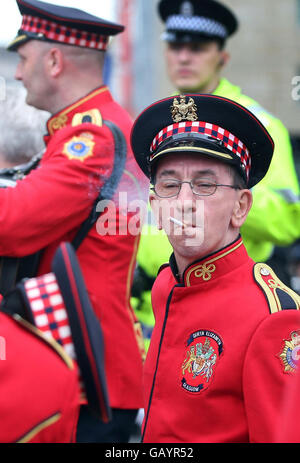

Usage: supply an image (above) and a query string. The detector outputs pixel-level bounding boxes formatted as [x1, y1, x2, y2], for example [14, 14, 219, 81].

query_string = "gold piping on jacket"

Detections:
[185, 241, 243, 286]
[48, 87, 108, 135]
[13, 315, 74, 369]
[16, 413, 61, 443]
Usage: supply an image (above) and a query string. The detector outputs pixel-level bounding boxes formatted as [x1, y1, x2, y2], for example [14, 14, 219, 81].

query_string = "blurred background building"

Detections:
[0, 0, 299, 169]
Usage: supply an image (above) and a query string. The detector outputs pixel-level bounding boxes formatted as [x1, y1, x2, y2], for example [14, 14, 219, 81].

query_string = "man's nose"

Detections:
[15, 63, 22, 81]
[178, 182, 194, 198]
[176, 182, 196, 210]
[177, 47, 192, 62]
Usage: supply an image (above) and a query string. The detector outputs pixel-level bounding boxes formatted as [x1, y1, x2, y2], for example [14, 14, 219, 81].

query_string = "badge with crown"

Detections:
[278, 330, 300, 374]
[170, 95, 198, 123]
[181, 330, 223, 393]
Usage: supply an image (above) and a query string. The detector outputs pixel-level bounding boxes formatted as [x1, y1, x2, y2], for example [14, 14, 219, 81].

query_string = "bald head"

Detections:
[15, 39, 106, 114]
[35, 40, 106, 72]
[53, 42, 105, 70]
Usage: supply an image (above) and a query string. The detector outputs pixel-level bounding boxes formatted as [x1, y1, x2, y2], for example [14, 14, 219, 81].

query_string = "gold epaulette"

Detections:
[254, 263, 300, 314]
[72, 109, 102, 127]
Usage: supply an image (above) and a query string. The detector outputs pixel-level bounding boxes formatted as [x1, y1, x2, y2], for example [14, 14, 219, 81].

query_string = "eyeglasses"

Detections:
[151, 178, 241, 198]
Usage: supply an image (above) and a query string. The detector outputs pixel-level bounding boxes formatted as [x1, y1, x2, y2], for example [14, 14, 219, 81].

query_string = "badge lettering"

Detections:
[181, 330, 223, 393]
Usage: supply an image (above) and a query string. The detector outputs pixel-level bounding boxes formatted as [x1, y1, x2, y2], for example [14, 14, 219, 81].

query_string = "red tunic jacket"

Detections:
[143, 237, 300, 443]
[0, 86, 148, 409]
[0, 313, 79, 443]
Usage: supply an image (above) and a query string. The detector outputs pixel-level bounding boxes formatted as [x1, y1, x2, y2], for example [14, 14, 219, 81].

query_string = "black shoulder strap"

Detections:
[0, 258, 20, 297]
[72, 119, 127, 250]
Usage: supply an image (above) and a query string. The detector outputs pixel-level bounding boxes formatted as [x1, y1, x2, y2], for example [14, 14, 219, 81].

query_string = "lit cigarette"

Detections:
[169, 217, 186, 227]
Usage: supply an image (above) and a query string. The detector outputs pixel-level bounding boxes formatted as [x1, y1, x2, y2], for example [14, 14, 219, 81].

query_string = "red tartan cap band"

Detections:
[20, 14, 109, 50]
[25, 274, 73, 356]
[7, 0, 124, 52]
[131, 94, 274, 188]
[24, 273, 86, 397]
[150, 121, 251, 181]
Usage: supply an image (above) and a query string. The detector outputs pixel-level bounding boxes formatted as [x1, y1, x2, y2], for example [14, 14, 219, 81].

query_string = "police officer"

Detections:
[4, 0, 148, 443]
[132, 0, 300, 351]
[130, 93, 300, 443]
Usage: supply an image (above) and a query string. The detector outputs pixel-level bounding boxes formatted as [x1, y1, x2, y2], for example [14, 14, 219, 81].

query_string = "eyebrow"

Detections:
[158, 169, 218, 178]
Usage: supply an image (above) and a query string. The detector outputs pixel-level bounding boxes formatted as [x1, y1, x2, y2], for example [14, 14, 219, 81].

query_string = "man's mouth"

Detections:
[169, 217, 197, 228]
[177, 68, 194, 77]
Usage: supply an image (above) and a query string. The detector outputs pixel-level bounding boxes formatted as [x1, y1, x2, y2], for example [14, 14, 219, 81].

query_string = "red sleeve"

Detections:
[28, 365, 80, 443]
[0, 313, 81, 443]
[0, 124, 114, 256]
[243, 310, 300, 442]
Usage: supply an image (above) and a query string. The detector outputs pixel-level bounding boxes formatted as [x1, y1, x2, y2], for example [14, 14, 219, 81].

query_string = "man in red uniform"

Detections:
[0, 241, 111, 443]
[0, 311, 80, 443]
[130, 94, 300, 443]
[4, 0, 149, 442]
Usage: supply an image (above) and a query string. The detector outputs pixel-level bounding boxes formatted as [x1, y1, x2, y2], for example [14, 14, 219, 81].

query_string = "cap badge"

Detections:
[171, 95, 198, 123]
[180, 1, 194, 17]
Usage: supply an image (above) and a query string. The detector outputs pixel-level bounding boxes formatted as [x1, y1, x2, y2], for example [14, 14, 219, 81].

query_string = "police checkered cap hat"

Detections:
[8, 0, 124, 51]
[158, 0, 238, 43]
[130, 94, 274, 189]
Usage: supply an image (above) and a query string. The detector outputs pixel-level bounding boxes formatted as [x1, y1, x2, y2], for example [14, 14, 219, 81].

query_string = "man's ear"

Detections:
[219, 50, 230, 68]
[231, 189, 253, 228]
[46, 47, 64, 78]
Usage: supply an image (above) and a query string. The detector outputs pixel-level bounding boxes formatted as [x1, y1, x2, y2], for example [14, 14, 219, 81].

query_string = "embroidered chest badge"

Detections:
[63, 134, 95, 162]
[278, 330, 300, 374]
[181, 330, 223, 393]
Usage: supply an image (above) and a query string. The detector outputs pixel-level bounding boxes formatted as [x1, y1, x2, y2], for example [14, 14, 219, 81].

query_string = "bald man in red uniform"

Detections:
[4, 0, 149, 442]
[131, 94, 300, 443]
